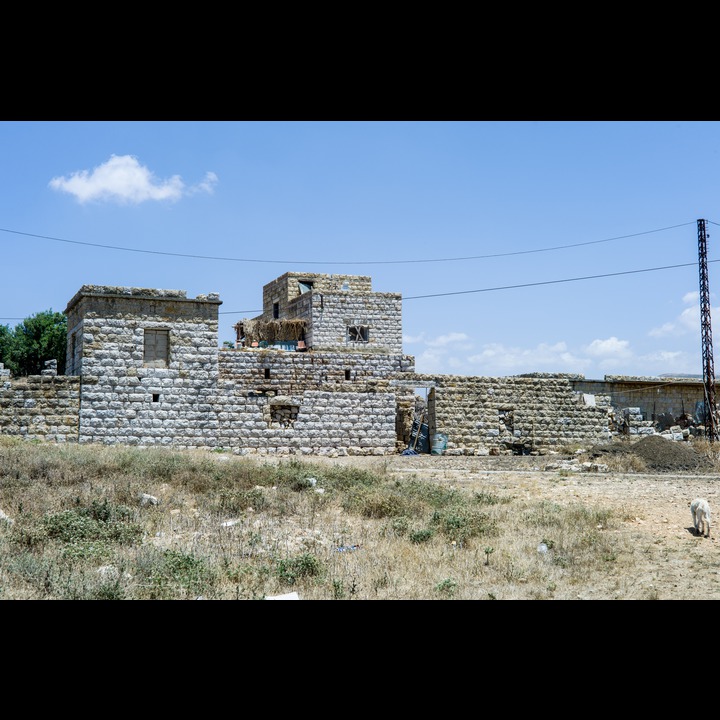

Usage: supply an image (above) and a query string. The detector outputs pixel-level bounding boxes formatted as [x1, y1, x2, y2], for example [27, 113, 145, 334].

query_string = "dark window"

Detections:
[69, 331, 80, 375]
[347, 325, 369, 343]
[298, 280, 314, 294]
[144, 329, 169, 368]
[273, 302, 279, 319]
[152, 393, 160, 403]
[345, 369, 351, 380]
[264, 368, 271, 379]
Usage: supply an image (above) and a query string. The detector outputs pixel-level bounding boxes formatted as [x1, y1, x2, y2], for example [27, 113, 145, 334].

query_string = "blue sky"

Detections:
[1, 120, 719, 379]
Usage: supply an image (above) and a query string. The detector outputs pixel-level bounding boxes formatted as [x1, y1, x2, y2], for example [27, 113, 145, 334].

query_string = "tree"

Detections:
[0, 323, 12, 374]
[0, 311, 67, 377]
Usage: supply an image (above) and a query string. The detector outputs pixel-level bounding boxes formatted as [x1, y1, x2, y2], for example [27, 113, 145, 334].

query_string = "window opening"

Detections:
[144, 329, 169, 368]
[345, 369, 351, 380]
[152, 394, 160, 403]
[347, 325, 369, 342]
[298, 280, 314, 294]
[264, 368, 271, 379]
[270, 404, 299, 427]
[273, 302, 279, 319]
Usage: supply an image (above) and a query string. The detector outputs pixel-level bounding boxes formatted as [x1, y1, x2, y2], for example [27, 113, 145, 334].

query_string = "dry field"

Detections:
[315, 442, 720, 600]
[3, 435, 720, 600]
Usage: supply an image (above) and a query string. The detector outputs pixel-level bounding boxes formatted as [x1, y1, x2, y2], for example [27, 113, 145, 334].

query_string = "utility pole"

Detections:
[698, 218, 719, 441]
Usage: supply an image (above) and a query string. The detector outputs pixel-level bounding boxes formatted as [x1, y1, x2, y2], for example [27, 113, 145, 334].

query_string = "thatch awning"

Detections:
[235, 318, 307, 345]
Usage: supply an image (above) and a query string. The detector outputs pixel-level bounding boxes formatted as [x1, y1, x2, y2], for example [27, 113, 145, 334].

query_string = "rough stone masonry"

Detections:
[0, 272, 710, 455]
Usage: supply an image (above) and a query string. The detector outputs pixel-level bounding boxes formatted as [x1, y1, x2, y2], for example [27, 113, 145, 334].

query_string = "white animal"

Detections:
[691, 498, 711, 538]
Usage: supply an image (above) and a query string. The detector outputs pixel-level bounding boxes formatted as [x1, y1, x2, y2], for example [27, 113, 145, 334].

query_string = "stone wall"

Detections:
[211, 389, 397, 456]
[411, 373, 613, 455]
[0, 362, 80, 442]
[570, 375, 705, 424]
[250, 272, 403, 353]
[259, 272, 372, 320]
[3, 278, 704, 457]
[65, 286, 223, 447]
[218, 347, 414, 388]
[306, 292, 403, 353]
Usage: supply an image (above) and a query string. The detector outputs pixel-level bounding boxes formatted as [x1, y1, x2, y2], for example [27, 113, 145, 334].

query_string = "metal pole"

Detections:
[698, 219, 718, 441]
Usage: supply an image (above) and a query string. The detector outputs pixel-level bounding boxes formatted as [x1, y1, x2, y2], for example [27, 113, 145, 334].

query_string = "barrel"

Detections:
[431, 433, 448, 455]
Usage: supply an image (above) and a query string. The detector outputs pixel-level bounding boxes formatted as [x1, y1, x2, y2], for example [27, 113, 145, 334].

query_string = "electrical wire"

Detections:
[403, 260, 710, 300]
[0, 220, 712, 317]
[0, 222, 695, 266]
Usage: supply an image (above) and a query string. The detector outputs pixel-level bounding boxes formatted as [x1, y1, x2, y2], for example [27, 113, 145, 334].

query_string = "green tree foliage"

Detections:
[0, 311, 67, 377]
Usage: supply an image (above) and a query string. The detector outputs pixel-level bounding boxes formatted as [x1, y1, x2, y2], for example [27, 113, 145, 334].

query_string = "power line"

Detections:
[4, 259, 708, 318]
[0, 221, 711, 318]
[213, 259, 710, 312]
[0, 222, 695, 266]
[403, 260, 708, 300]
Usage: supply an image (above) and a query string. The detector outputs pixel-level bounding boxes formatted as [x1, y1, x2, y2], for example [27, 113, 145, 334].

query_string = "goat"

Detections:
[691, 498, 711, 538]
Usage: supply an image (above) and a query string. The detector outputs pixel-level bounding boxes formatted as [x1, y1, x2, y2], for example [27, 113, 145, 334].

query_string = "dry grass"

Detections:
[1, 436, 718, 600]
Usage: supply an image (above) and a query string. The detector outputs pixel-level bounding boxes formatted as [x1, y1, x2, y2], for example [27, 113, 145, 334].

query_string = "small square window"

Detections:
[347, 325, 369, 343]
[144, 329, 169, 368]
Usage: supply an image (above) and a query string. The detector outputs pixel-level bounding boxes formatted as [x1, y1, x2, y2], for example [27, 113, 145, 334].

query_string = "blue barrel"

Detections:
[431, 433, 448, 455]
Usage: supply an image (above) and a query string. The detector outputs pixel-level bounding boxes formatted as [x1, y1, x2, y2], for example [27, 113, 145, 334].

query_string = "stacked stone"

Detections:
[218, 349, 414, 389]
[413, 373, 612, 455]
[0, 373, 80, 442]
[621, 407, 655, 436]
[212, 390, 396, 456]
[307, 292, 403, 353]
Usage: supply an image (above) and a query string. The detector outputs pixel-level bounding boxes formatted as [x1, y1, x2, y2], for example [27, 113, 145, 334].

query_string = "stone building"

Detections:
[0, 272, 711, 455]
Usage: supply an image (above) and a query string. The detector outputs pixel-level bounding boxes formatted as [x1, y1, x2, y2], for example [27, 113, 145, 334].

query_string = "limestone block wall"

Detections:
[306, 292, 403, 353]
[218, 348, 415, 390]
[259, 272, 372, 320]
[64, 287, 223, 447]
[412, 373, 613, 455]
[211, 389, 397, 456]
[0, 363, 80, 442]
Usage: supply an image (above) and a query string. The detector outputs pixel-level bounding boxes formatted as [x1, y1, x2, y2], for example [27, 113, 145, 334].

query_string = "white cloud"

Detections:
[642, 349, 687, 366]
[678, 305, 700, 333]
[191, 171, 219, 196]
[49, 154, 218, 205]
[583, 337, 631, 358]
[402, 331, 426, 344]
[648, 322, 676, 338]
[427, 332, 471, 348]
[647, 295, 718, 338]
[465, 341, 590, 375]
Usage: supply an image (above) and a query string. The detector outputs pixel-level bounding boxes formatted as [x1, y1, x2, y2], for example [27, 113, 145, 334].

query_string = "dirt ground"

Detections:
[305, 435, 720, 600]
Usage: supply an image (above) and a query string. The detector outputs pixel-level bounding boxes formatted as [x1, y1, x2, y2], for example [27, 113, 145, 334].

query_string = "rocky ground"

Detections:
[304, 435, 720, 600]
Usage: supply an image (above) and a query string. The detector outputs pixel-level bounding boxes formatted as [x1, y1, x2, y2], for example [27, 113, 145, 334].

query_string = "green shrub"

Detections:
[275, 552, 321, 585]
[430, 507, 497, 544]
[409, 528, 434, 544]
